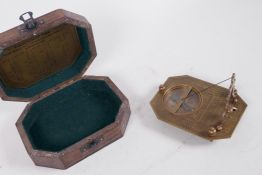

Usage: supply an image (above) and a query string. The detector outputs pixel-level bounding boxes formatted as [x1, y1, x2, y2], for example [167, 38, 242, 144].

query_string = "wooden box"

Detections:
[0, 9, 130, 169]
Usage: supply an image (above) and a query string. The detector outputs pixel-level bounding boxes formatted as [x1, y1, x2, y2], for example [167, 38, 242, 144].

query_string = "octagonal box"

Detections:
[0, 9, 130, 169]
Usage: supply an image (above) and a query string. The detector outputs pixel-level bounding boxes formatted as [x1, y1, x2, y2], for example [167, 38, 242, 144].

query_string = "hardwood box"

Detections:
[0, 9, 130, 169]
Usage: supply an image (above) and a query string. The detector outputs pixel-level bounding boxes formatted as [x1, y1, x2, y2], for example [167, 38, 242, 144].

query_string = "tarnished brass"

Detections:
[150, 74, 247, 141]
[0, 24, 82, 88]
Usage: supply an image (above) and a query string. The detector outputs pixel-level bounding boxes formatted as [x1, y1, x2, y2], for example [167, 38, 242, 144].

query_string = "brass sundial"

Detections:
[150, 74, 247, 141]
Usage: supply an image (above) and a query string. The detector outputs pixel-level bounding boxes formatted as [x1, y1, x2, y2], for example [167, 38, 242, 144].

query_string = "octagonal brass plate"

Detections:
[150, 75, 247, 141]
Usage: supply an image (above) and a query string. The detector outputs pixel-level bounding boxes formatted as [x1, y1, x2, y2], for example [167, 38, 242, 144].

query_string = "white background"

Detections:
[0, 0, 261, 175]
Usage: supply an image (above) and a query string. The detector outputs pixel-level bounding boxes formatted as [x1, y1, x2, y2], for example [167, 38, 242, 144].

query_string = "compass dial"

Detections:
[163, 86, 201, 115]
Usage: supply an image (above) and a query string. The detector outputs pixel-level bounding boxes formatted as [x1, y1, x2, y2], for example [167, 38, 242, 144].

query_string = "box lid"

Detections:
[0, 9, 97, 101]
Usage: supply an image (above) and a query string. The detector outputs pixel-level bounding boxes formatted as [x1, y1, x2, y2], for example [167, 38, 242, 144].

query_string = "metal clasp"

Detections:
[19, 12, 37, 30]
[80, 137, 104, 153]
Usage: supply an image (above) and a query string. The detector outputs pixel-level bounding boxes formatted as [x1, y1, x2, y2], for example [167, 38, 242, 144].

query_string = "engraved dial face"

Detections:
[163, 86, 201, 115]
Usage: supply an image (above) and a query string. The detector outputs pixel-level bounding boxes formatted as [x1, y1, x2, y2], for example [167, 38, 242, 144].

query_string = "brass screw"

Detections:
[232, 107, 238, 112]
[228, 106, 238, 112]
[216, 125, 223, 131]
[208, 127, 217, 136]
[159, 85, 166, 93]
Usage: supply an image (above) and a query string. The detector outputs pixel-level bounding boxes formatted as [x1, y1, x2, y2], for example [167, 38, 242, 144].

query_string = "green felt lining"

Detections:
[22, 79, 122, 152]
[0, 26, 91, 98]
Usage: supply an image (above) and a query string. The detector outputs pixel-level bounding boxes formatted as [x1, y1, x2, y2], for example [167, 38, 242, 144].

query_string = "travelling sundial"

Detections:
[151, 74, 247, 141]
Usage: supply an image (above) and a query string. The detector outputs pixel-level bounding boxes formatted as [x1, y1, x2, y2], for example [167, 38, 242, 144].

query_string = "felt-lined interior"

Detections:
[22, 79, 122, 152]
[0, 24, 91, 98]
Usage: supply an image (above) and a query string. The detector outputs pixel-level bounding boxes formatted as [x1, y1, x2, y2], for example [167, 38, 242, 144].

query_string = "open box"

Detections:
[0, 9, 130, 169]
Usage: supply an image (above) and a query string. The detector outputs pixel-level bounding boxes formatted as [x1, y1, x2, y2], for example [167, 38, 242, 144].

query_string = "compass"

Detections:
[151, 74, 247, 141]
[163, 85, 202, 115]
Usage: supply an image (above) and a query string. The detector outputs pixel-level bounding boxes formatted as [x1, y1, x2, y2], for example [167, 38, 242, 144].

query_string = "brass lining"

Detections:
[0, 24, 82, 89]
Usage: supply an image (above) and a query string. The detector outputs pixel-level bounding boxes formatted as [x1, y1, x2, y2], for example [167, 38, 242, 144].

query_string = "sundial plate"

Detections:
[151, 75, 247, 141]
